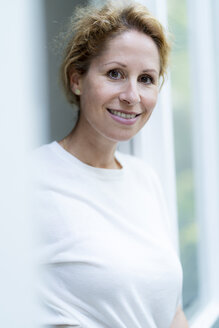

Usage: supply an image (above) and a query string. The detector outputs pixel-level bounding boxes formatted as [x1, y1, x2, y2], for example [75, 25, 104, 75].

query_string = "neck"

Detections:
[60, 120, 121, 170]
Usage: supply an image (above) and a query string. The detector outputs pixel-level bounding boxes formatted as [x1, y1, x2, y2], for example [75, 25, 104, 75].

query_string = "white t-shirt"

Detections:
[31, 141, 183, 328]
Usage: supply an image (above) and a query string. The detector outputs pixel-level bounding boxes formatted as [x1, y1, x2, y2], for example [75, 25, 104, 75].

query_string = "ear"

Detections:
[69, 71, 83, 96]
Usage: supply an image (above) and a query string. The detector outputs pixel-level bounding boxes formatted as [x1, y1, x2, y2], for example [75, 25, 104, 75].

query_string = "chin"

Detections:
[106, 131, 138, 143]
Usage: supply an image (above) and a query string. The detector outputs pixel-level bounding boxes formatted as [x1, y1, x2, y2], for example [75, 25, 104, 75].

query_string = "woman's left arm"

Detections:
[170, 306, 189, 328]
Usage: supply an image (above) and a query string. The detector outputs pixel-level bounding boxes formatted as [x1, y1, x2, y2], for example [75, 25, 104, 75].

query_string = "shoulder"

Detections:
[27, 141, 59, 182]
[117, 152, 174, 239]
[116, 151, 167, 206]
[116, 150, 161, 184]
[29, 141, 56, 163]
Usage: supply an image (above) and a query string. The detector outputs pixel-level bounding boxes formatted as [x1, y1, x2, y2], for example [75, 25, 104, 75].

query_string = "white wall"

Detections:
[0, 0, 47, 326]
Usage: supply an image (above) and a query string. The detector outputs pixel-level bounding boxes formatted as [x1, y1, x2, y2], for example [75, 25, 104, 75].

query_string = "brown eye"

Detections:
[139, 75, 153, 84]
[108, 69, 123, 79]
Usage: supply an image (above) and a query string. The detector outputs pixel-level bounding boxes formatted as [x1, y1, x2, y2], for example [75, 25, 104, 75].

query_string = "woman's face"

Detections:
[72, 30, 160, 144]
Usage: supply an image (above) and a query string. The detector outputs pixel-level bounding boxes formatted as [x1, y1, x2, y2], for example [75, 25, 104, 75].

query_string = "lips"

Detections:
[106, 108, 141, 126]
[107, 108, 141, 119]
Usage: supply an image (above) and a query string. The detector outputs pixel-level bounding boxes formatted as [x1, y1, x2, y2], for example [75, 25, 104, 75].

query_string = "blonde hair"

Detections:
[60, 1, 171, 106]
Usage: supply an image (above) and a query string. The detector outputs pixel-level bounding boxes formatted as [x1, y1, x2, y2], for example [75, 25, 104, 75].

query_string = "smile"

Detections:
[107, 108, 141, 126]
[107, 109, 140, 119]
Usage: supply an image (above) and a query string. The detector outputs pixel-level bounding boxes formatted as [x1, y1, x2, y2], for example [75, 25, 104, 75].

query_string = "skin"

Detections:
[59, 30, 189, 326]
[60, 30, 160, 169]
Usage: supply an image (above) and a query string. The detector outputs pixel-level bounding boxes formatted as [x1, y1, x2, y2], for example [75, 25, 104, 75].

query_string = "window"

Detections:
[167, 0, 199, 312]
[168, 0, 219, 326]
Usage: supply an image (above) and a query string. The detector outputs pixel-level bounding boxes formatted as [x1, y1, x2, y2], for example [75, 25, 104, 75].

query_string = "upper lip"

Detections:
[107, 108, 141, 115]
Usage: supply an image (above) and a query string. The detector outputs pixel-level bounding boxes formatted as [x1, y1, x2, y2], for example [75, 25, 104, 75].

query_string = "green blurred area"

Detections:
[167, 0, 199, 309]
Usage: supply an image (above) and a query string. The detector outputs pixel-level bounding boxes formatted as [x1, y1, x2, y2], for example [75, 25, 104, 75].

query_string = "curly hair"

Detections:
[60, 1, 171, 106]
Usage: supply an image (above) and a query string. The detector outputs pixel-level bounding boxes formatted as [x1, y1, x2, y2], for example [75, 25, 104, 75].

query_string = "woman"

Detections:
[32, 1, 189, 327]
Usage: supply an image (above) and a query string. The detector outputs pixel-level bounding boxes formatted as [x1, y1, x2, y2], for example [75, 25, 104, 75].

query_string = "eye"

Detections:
[139, 74, 154, 85]
[107, 69, 123, 80]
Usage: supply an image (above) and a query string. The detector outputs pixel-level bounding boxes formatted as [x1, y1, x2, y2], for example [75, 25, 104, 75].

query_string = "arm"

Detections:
[170, 306, 189, 328]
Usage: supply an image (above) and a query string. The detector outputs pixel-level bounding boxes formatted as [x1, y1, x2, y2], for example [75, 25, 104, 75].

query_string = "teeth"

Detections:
[109, 109, 137, 119]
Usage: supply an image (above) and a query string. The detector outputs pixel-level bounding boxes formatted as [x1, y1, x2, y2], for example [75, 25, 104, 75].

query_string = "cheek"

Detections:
[82, 81, 111, 107]
[142, 90, 158, 111]
[80, 86, 99, 110]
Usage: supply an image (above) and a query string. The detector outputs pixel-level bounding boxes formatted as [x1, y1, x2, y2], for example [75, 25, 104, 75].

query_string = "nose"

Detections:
[119, 81, 140, 106]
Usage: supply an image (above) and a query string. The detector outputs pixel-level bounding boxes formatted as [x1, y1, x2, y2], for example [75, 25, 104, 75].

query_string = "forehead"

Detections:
[91, 30, 160, 72]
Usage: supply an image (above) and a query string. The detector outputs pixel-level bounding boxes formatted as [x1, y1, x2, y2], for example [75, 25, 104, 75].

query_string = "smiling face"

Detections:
[71, 30, 160, 144]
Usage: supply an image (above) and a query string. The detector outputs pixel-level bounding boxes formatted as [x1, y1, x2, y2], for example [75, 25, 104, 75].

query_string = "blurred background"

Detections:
[1, 0, 218, 327]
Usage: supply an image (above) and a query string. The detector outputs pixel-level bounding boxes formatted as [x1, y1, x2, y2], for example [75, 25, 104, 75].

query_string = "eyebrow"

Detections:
[103, 61, 126, 67]
[103, 61, 159, 75]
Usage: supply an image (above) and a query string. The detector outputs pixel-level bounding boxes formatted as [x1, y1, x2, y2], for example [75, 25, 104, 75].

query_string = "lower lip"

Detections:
[107, 110, 139, 125]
